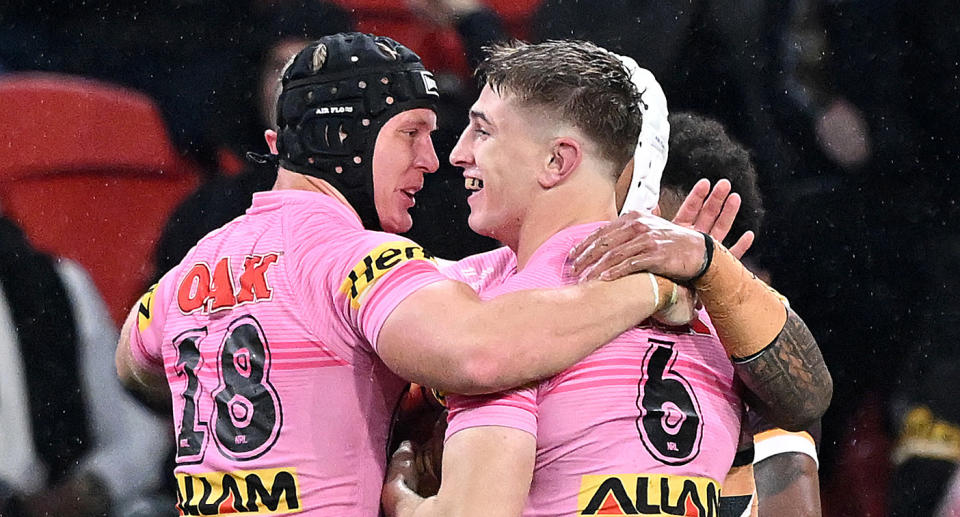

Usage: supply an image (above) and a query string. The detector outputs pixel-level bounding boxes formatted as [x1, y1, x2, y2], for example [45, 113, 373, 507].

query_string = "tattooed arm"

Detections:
[569, 215, 832, 431]
[733, 308, 832, 431]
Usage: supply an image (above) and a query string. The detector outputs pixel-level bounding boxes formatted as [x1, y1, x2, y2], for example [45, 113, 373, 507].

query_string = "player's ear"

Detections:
[265, 129, 279, 154]
[538, 137, 582, 188]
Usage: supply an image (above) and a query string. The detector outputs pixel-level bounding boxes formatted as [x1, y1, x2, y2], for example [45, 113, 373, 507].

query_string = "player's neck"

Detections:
[273, 168, 362, 221]
[515, 179, 617, 271]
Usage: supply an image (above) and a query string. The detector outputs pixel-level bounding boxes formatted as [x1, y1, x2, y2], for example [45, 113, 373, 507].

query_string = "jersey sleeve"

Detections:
[444, 387, 539, 440]
[295, 223, 448, 354]
[127, 271, 175, 375]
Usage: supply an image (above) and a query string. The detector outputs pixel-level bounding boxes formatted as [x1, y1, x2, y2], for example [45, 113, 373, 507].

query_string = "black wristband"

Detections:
[730, 329, 781, 364]
[687, 232, 714, 284]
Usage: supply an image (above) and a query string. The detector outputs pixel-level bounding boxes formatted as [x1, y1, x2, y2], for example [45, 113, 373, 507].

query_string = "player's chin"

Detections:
[383, 211, 414, 233]
[466, 213, 494, 239]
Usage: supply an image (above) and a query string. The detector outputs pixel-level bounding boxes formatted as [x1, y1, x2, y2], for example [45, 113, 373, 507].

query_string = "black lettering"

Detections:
[582, 478, 638, 515]
[403, 246, 417, 259]
[347, 270, 360, 298]
[376, 248, 402, 270]
[197, 476, 218, 515]
[220, 474, 247, 513]
[178, 476, 200, 516]
[362, 255, 375, 283]
[660, 477, 683, 515]
[674, 480, 705, 516]
[634, 477, 659, 513]
[706, 483, 719, 517]
[245, 472, 299, 512]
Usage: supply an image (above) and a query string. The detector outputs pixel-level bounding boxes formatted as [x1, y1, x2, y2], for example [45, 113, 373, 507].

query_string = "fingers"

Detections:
[707, 192, 741, 243]
[569, 215, 646, 275]
[693, 179, 732, 231]
[596, 255, 658, 282]
[387, 441, 418, 484]
[580, 239, 654, 281]
[729, 231, 755, 259]
[672, 178, 711, 226]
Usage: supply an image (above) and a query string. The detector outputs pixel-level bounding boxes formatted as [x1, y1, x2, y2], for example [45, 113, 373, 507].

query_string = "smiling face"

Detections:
[449, 85, 547, 246]
[371, 108, 440, 233]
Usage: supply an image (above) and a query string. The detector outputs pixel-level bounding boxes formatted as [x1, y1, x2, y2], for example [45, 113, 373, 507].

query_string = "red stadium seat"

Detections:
[331, 0, 471, 78]
[482, 0, 541, 39]
[0, 73, 202, 325]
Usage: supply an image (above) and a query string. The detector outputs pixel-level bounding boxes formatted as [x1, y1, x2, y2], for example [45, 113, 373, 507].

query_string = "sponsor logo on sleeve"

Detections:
[339, 241, 434, 309]
[578, 474, 719, 516]
[137, 283, 158, 332]
[175, 467, 301, 515]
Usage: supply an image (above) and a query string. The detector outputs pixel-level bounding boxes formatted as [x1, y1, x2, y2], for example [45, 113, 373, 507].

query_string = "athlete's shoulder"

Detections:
[443, 246, 515, 292]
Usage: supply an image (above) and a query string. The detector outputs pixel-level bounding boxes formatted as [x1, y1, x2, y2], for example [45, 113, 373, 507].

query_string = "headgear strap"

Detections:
[612, 53, 670, 215]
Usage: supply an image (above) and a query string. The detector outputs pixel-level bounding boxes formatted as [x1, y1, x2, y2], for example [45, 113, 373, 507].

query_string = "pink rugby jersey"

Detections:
[443, 223, 742, 517]
[129, 190, 446, 516]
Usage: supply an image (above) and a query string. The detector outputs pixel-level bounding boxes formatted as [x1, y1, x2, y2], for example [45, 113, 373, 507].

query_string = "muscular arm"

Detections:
[566, 213, 831, 431]
[755, 452, 821, 516]
[115, 305, 171, 413]
[378, 273, 675, 395]
[383, 427, 535, 517]
[734, 308, 832, 432]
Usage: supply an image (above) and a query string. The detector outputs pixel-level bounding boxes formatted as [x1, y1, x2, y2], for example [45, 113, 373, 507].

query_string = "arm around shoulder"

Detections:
[377, 273, 677, 395]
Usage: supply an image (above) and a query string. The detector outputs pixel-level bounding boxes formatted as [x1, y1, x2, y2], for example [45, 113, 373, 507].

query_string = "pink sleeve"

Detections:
[306, 229, 447, 354]
[358, 259, 448, 351]
[445, 388, 539, 439]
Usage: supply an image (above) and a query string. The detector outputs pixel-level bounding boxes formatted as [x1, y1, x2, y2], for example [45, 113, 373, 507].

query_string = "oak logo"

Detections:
[339, 241, 434, 309]
[178, 253, 281, 315]
[176, 467, 301, 515]
[578, 475, 719, 516]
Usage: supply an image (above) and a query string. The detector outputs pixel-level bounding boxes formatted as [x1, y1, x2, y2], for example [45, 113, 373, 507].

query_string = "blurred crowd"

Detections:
[0, 0, 957, 515]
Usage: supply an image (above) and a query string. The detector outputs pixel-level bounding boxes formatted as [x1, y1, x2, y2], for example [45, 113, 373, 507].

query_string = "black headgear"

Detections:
[275, 32, 439, 230]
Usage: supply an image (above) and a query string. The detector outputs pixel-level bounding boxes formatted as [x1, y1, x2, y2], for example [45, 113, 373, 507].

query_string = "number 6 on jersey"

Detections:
[636, 339, 704, 465]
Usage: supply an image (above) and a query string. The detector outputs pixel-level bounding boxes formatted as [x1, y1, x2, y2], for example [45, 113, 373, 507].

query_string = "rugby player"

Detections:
[382, 42, 830, 517]
[114, 33, 695, 516]
[628, 111, 823, 517]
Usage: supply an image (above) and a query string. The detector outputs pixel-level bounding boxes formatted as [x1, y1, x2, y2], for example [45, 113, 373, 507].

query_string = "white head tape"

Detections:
[613, 53, 669, 215]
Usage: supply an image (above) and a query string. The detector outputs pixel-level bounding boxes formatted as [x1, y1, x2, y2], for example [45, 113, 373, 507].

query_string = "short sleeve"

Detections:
[293, 224, 448, 355]
[127, 277, 170, 375]
[445, 387, 539, 440]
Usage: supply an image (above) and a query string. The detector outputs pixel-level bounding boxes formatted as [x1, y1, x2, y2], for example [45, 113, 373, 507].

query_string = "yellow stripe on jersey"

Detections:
[339, 241, 434, 310]
[578, 474, 720, 516]
[136, 283, 158, 332]
[175, 467, 302, 515]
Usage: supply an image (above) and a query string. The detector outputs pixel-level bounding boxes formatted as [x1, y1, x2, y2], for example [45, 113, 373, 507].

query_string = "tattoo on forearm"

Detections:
[734, 308, 832, 431]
